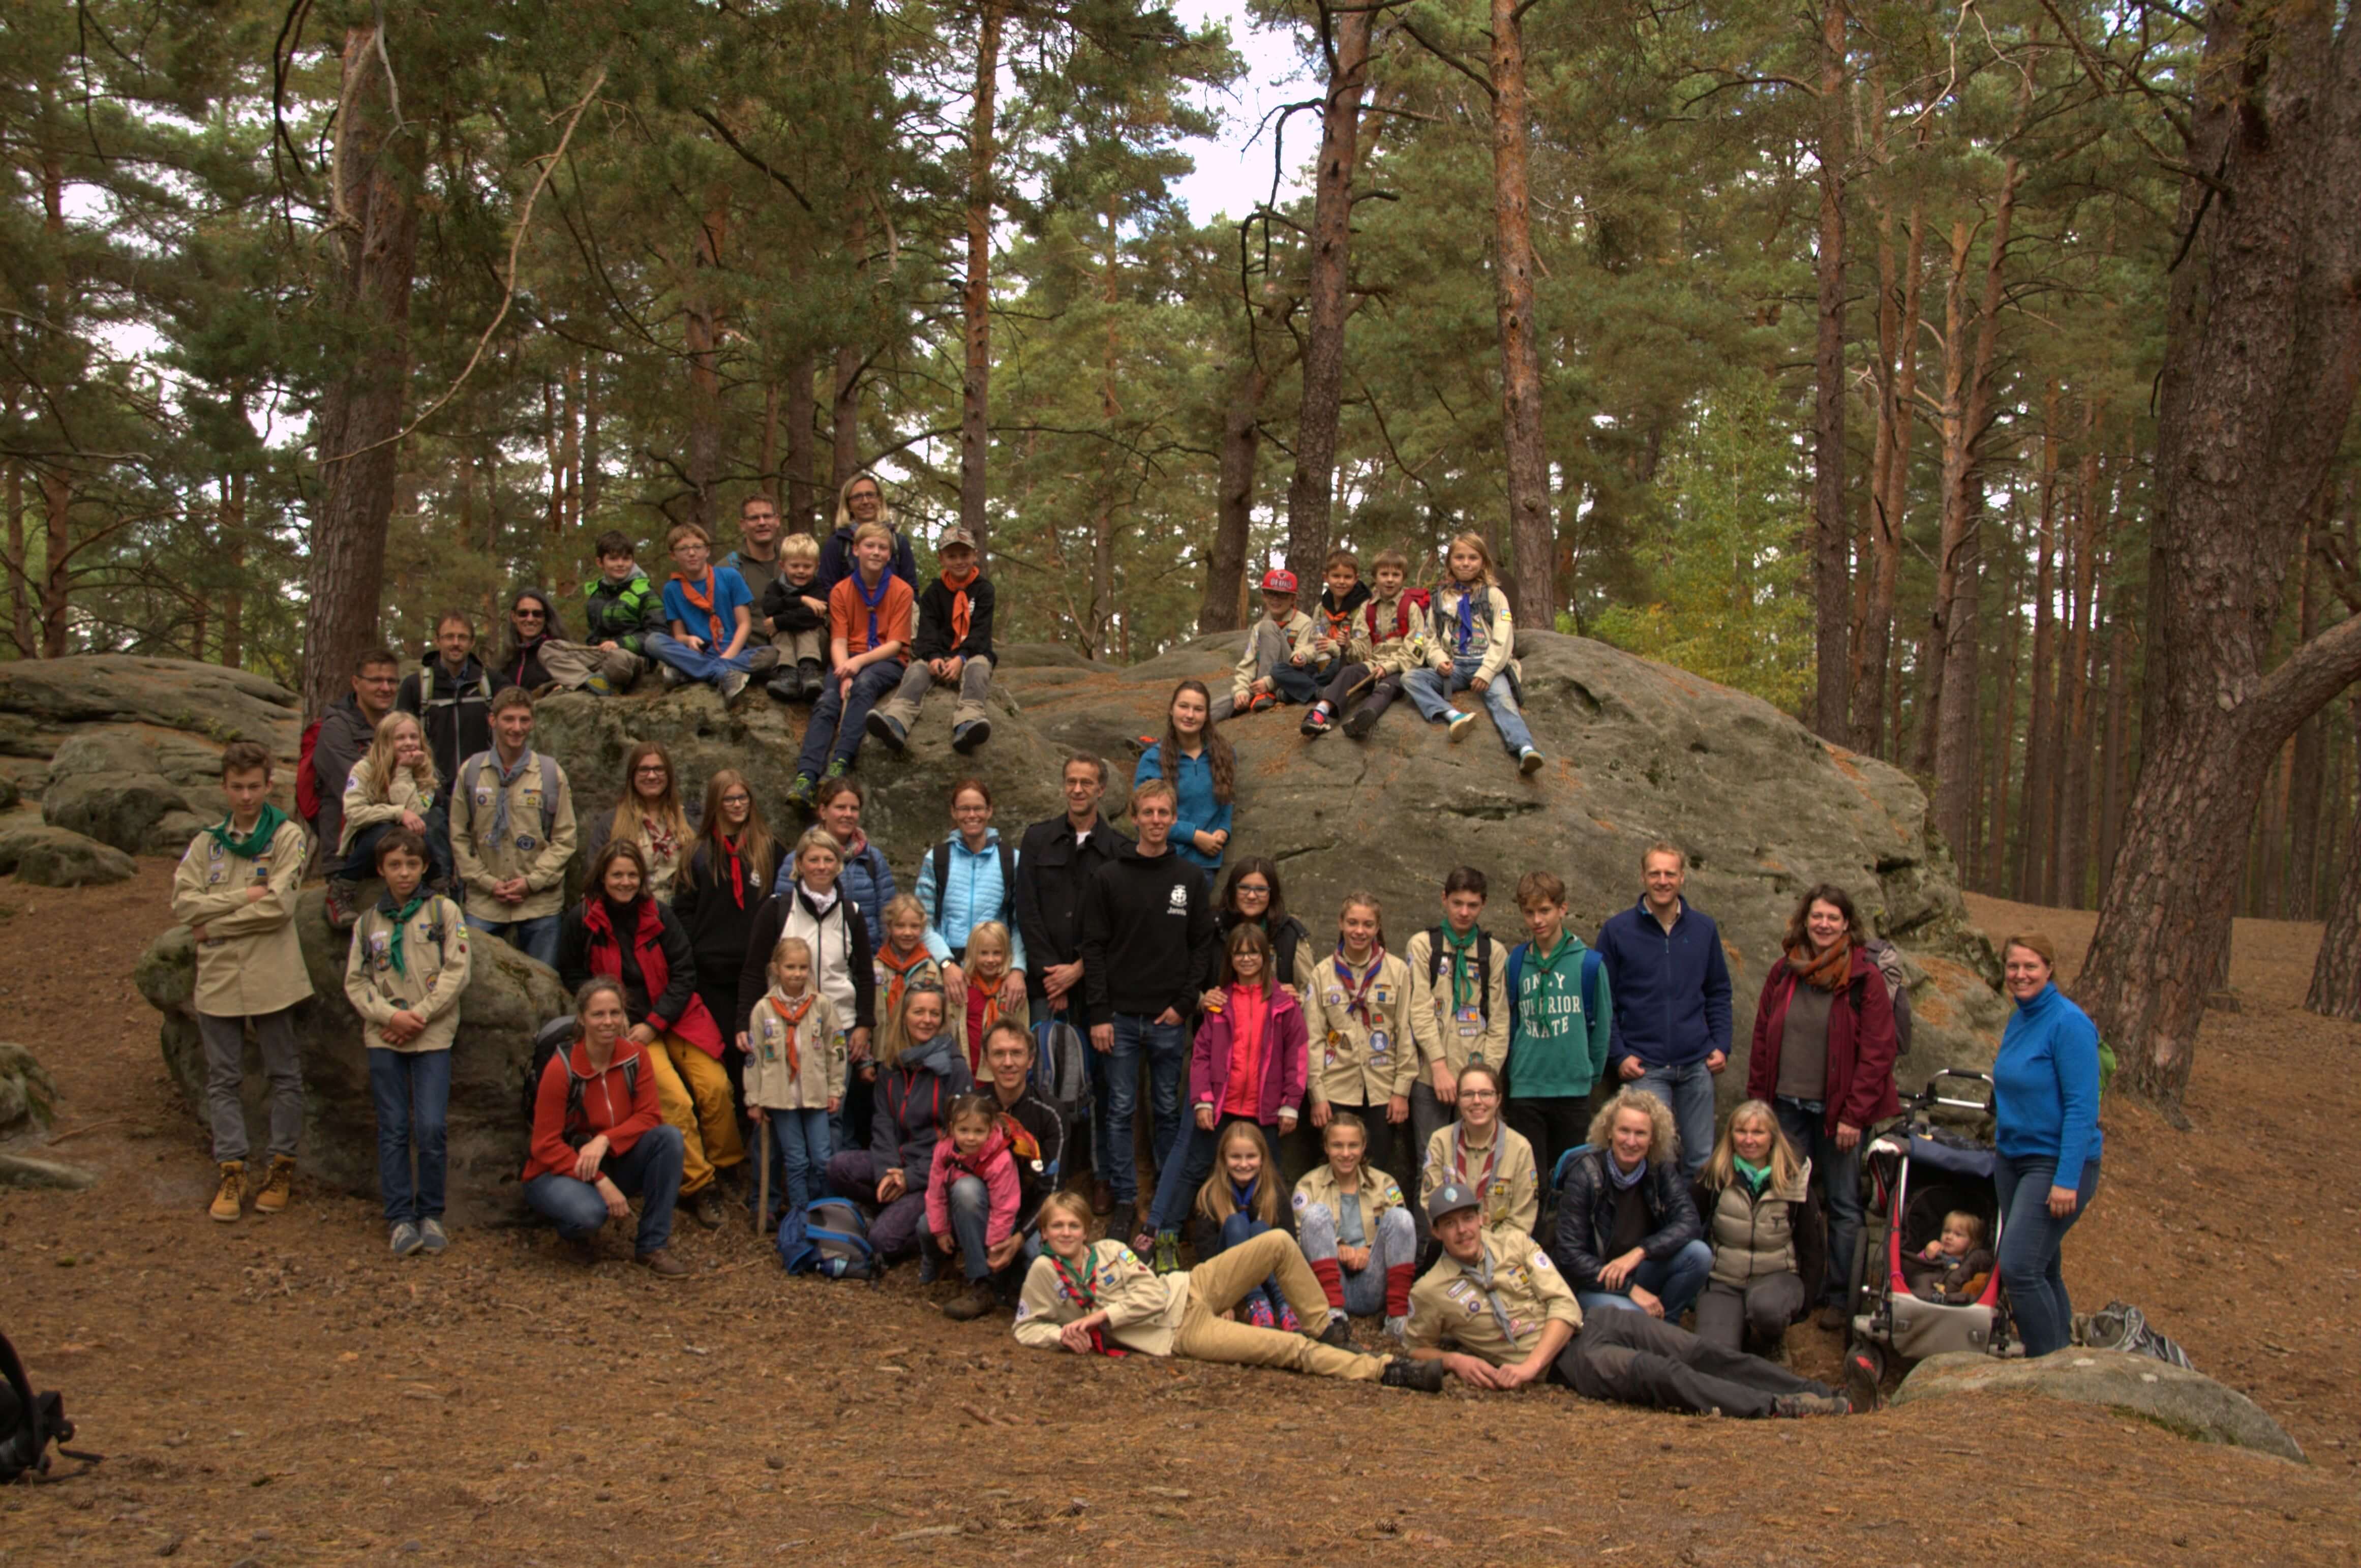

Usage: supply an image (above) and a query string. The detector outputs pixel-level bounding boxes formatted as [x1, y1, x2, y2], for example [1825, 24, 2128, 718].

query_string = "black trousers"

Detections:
[1551, 1309, 1834, 1419]
[1319, 662, 1404, 717]
[1505, 1094, 1590, 1195]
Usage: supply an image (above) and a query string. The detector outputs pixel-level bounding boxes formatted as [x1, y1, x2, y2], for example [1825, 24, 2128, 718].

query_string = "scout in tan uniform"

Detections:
[1408, 1182, 1853, 1416]
[1213, 568, 1321, 721]
[450, 685, 577, 966]
[1012, 1193, 1445, 1391]
[743, 934, 848, 1222]
[341, 827, 471, 1257]
[1292, 1113, 1418, 1335]
[1417, 1062, 1539, 1236]
[171, 740, 313, 1223]
[1303, 893, 1417, 1185]
[1403, 866, 1513, 1179]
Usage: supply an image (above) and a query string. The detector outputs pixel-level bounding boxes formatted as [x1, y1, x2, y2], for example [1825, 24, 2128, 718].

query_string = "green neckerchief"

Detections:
[1732, 1156, 1769, 1193]
[1443, 924, 1481, 1013]
[379, 890, 428, 976]
[206, 803, 287, 861]
[1524, 931, 1577, 983]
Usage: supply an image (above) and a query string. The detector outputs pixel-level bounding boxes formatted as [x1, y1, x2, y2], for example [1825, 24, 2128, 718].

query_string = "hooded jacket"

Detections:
[310, 691, 385, 865]
[556, 893, 725, 1057]
[870, 1032, 975, 1182]
[925, 1124, 1021, 1246]
[1549, 1145, 1704, 1292]
[397, 651, 507, 796]
[1747, 946, 1901, 1135]
[1190, 983, 1310, 1125]
[915, 828, 1026, 968]
[1079, 838, 1219, 1026]
[581, 572, 664, 654]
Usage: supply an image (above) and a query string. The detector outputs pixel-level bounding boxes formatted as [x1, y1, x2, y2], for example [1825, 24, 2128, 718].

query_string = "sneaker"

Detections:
[583, 675, 614, 697]
[1842, 1348, 1884, 1412]
[1318, 1314, 1353, 1349]
[323, 878, 361, 932]
[689, 1189, 728, 1230]
[1518, 746, 1545, 776]
[635, 1247, 688, 1278]
[1771, 1392, 1852, 1418]
[766, 674, 801, 702]
[1383, 1314, 1408, 1342]
[1278, 1302, 1302, 1334]
[1245, 691, 1277, 715]
[1246, 1297, 1276, 1330]
[208, 1161, 244, 1223]
[1342, 704, 1379, 740]
[658, 662, 690, 689]
[390, 1221, 425, 1258]
[417, 1218, 448, 1255]
[1381, 1356, 1448, 1393]
[252, 1155, 295, 1215]
[942, 1281, 998, 1322]
[1152, 1231, 1180, 1275]
[865, 711, 908, 753]
[1445, 710, 1475, 742]
[719, 670, 750, 706]
[951, 718, 989, 753]
[822, 758, 851, 781]
[1299, 704, 1333, 738]
[785, 772, 818, 809]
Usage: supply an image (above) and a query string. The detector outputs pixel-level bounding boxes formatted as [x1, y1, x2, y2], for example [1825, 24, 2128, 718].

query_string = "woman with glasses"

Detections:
[1416, 1062, 1538, 1237]
[582, 742, 698, 903]
[1203, 857, 1314, 1004]
[496, 586, 641, 695]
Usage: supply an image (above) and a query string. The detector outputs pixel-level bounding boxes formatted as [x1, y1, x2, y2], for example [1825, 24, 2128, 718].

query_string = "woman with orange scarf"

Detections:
[1745, 883, 1900, 1327]
[867, 526, 997, 756]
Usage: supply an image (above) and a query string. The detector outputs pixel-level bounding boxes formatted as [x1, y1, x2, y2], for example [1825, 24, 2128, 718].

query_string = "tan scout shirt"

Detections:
[450, 748, 577, 922]
[342, 892, 471, 1053]
[338, 764, 434, 859]
[171, 817, 314, 1019]
[1344, 589, 1431, 677]
[1303, 948, 1416, 1108]
[1403, 928, 1511, 1081]
[1013, 1240, 1189, 1356]
[1404, 1226, 1580, 1363]
[1292, 1161, 1408, 1245]
[1419, 1122, 1540, 1235]
[1231, 609, 1319, 702]
[744, 988, 847, 1111]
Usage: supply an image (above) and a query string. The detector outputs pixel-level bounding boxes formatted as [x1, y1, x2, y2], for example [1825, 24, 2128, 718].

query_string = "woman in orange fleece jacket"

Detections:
[523, 977, 689, 1276]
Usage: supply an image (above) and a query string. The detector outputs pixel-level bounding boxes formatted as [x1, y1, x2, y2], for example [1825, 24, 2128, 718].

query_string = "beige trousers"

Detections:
[1172, 1229, 1386, 1381]
[536, 639, 647, 690]
[876, 656, 993, 732]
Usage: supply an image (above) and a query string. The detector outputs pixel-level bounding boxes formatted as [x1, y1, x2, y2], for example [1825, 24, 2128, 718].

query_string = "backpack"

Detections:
[1426, 927, 1495, 1023]
[464, 751, 562, 840]
[2081, 1300, 2195, 1371]
[930, 838, 1017, 937]
[1363, 588, 1433, 645]
[1863, 938, 1914, 1058]
[295, 718, 324, 828]
[520, 1015, 643, 1131]
[1504, 943, 1604, 1043]
[781, 1196, 882, 1279]
[0, 1331, 87, 1483]
[1031, 1017, 1093, 1124]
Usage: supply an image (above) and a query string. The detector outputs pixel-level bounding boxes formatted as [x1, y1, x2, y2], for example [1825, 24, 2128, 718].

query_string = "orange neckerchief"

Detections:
[941, 563, 979, 649]
[670, 569, 725, 644]
[768, 989, 816, 1076]
[877, 944, 931, 1020]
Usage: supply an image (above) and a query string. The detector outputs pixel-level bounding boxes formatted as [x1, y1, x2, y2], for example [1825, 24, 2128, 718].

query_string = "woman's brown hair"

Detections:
[1782, 883, 1865, 952]
[695, 768, 779, 890]
[1153, 678, 1235, 803]
[1220, 922, 1276, 998]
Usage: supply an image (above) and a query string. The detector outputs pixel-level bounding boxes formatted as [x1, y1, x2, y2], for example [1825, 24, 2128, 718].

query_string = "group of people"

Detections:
[167, 493, 2108, 1413]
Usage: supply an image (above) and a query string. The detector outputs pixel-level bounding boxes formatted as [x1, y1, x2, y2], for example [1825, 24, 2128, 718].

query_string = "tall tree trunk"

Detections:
[2307, 693, 2361, 1019]
[301, 21, 422, 718]
[1986, 521, 2023, 891]
[581, 357, 602, 524]
[220, 468, 247, 668]
[1283, 7, 1374, 583]
[785, 350, 818, 532]
[684, 202, 729, 533]
[832, 344, 862, 490]
[959, 0, 1007, 562]
[2017, 388, 2061, 900]
[2056, 426, 2104, 906]
[38, 468, 69, 657]
[758, 379, 781, 510]
[1202, 361, 1270, 634]
[2080, 0, 2361, 1109]
[2285, 551, 2327, 916]
[1857, 193, 1924, 759]
[3, 451, 29, 656]
[1913, 221, 1972, 778]
[1810, 0, 1851, 742]
[559, 358, 582, 536]
[1489, 0, 1554, 628]
[2097, 578, 2132, 885]
[542, 380, 566, 537]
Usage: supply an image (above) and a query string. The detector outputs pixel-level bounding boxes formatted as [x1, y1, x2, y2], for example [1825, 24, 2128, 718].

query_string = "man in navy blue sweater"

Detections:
[1593, 842, 1733, 1179]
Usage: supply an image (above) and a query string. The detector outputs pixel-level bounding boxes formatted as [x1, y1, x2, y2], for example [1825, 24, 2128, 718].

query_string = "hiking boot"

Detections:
[785, 772, 818, 809]
[1151, 1231, 1180, 1275]
[720, 670, 750, 706]
[951, 717, 989, 753]
[1817, 1304, 1849, 1333]
[1518, 746, 1545, 776]
[1299, 703, 1333, 737]
[252, 1155, 296, 1215]
[1771, 1392, 1852, 1419]
[1444, 709, 1475, 742]
[795, 658, 824, 700]
[208, 1161, 244, 1222]
[1245, 691, 1276, 715]
[583, 675, 615, 697]
[1318, 1313, 1354, 1349]
[390, 1221, 425, 1258]
[1091, 1178, 1114, 1217]
[1342, 704, 1379, 740]
[417, 1218, 448, 1255]
[323, 878, 362, 931]
[942, 1281, 998, 1322]
[767, 673, 800, 702]
[865, 711, 907, 753]
[1381, 1356, 1448, 1393]
[635, 1247, 688, 1278]
[822, 759, 851, 781]
[689, 1189, 728, 1230]
[658, 661, 690, 689]
[1842, 1347, 1885, 1412]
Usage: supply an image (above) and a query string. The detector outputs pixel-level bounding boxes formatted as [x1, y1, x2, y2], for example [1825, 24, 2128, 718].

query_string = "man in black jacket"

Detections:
[312, 646, 401, 890]
[865, 525, 996, 755]
[1079, 777, 1217, 1237]
[397, 612, 509, 803]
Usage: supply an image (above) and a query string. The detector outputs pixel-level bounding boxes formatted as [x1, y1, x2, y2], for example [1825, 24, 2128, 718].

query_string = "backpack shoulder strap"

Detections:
[931, 840, 952, 925]
[1476, 936, 1493, 1022]
[1582, 948, 1603, 1019]
[535, 753, 562, 833]
[1506, 944, 1526, 1037]
[996, 841, 1017, 918]
[1425, 927, 1447, 986]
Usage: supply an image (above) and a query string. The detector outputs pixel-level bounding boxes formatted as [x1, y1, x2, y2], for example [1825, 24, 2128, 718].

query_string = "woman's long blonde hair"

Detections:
[833, 470, 894, 532]
[695, 768, 779, 889]
[1586, 1087, 1680, 1166]
[875, 980, 948, 1070]
[1699, 1098, 1805, 1194]
[1194, 1122, 1282, 1226]
[609, 741, 693, 854]
[357, 711, 438, 801]
[1441, 530, 1500, 590]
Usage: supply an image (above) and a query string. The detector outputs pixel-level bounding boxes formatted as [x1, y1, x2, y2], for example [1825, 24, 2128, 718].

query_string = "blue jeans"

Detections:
[368, 1047, 450, 1225]
[1577, 1239, 1713, 1322]
[1633, 1060, 1718, 1181]
[1995, 1152, 2100, 1356]
[644, 630, 776, 686]
[1402, 652, 1535, 754]
[1297, 1202, 1417, 1317]
[467, 912, 559, 968]
[796, 659, 906, 776]
[1146, 1112, 1272, 1234]
[1217, 1210, 1284, 1320]
[1775, 1097, 1863, 1307]
[1101, 1013, 1187, 1208]
[342, 809, 455, 886]
[751, 1107, 831, 1220]
[524, 1124, 684, 1255]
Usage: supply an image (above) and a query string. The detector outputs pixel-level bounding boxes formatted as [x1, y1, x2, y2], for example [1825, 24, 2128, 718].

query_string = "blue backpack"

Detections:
[778, 1196, 882, 1280]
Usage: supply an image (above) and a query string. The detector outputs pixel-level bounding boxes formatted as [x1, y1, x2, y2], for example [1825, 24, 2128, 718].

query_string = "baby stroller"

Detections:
[1842, 1069, 2010, 1384]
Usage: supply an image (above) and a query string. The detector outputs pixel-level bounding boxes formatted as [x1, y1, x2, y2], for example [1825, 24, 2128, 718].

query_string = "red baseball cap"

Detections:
[1259, 568, 1299, 594]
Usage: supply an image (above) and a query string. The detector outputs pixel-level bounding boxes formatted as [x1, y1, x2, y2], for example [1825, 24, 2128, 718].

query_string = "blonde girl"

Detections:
[1293, 1112, 1418, 1337]
[744, 936, 846, 1222]
[1191, 1122, 1294, 1329]
[822, 979, 973, 1263]
[336, 711, 453, 890]
[958, 920, 1015, 1074]
[874, 892, 946, 1026]
[597, 740, 695, 900]
[1402, 530, 1545, 775]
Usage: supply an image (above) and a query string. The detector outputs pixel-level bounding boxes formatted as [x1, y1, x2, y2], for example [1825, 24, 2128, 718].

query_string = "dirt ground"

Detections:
[2, 866, 2357, 1565]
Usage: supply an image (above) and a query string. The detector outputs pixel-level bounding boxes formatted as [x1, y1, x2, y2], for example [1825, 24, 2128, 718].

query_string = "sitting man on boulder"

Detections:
[1404, 1181, 1854, 1418]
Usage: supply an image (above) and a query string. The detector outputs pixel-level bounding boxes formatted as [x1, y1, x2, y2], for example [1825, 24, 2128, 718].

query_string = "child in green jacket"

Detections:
[1504, 870, 1611, 1183]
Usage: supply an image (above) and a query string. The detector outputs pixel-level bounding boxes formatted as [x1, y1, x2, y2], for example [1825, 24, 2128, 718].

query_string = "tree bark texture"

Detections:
[959, 0, 1006, 562]
[1490, 0, 1555, 629]
[2284, 552, 2327, 916]
[2056, 428, 2104, 907]
[2017, 391, 2060, 900]
[1855, 191, 1923, 760]
[2310, 696, 2361, 1019]
[785, 350, 818, 532]
[1810, 0, 1850, 742]
[684, 201, 728, 533]
[1202, 359, 1270, 634]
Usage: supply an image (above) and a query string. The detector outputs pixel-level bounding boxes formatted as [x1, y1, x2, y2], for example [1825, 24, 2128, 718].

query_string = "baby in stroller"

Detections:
[1909, 1210, 1994, 1306]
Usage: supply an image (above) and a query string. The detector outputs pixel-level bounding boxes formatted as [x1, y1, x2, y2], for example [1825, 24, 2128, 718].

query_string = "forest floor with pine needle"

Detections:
[2, 866, 2356, 1565]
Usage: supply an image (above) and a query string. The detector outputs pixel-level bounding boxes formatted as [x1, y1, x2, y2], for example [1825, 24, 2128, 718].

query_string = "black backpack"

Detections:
[0, 1331, 89, 1483]
[520, 1015, 642, 1131]
[1425, 926, 1495, 1022]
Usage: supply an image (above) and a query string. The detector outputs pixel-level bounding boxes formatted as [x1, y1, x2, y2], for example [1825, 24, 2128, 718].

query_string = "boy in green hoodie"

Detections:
[1504, 871, 1611, 1181]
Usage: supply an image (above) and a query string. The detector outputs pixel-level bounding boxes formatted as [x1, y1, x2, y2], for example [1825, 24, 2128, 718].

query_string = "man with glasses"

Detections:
[722, 492, 787, 637]
[311, 647, 402, 896]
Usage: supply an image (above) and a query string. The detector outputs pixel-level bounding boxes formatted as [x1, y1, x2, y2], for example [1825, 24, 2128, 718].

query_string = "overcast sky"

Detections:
[1166, 0, 1317, 223]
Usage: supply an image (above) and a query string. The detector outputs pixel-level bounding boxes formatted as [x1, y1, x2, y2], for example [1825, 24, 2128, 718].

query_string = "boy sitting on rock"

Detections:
[867, 525, 995, 755]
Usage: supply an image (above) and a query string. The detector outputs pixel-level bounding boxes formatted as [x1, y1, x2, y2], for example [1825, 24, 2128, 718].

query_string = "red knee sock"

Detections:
[1384, 1262, 1414, 1319]
[1309, 1256, 1347, 1310]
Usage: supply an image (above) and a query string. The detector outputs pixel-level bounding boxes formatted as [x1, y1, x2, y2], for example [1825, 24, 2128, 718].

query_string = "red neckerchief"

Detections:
[940, 563, 979, 649]
[719, 832, 747, 909]
[670, 568, 725, 644]
[1049, 1250, 1127, 1357]
[1453, 1124, 1499, 1199]
[1333, 945, 1387, 1028]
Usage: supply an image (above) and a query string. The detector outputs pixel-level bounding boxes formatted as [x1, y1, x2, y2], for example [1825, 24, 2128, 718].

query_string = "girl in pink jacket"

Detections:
[926, 1094, 1025, 1321]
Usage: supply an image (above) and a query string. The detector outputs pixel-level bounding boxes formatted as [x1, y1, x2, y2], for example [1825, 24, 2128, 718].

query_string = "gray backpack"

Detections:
[1864, 938, 1914, 1058]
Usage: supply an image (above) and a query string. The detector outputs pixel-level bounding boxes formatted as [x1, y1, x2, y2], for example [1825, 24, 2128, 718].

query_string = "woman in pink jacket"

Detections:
[1141, 924, 1311, 1273]
[926, 1093, 1027, 1322]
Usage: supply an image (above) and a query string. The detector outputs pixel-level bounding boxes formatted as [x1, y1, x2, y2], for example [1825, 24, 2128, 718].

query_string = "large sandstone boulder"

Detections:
[135, 886, 566, 1223]
[0, 818, 137, 886]
[1894, 1349, 2306, 1462]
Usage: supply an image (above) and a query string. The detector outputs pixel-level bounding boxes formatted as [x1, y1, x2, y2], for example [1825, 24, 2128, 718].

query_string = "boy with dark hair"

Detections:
[1313, 549, 1372, 673]
[760, 532, 831, 701]
[450, 686, 578, 966]
[1403, 866, 1512, 1176]
[397, 611, 507, 800]
[868, 524, 996, 754]
[173, 740, 313, 1223]
[1300, 547, 1430, 739]
[645, 522, 779, 706]
[1503, 870, 1611, 1178]
[579, 530, 663, 694]
[1214, 568, 1319, 722]
[788, 520, 915, 807]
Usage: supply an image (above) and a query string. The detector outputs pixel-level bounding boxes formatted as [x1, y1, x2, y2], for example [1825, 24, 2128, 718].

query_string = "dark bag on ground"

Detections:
[780, 1197, 881, 1279]
[0, 1331, 85, 1482]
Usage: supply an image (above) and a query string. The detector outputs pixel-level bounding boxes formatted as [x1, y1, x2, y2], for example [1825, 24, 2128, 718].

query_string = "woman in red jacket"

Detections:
[523, 977, 688, 1275]
[1746, 884, 1899, 1327]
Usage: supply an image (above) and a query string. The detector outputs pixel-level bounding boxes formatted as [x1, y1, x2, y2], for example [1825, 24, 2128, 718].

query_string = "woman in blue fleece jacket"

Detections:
[1992, 931, 2103, 1357]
